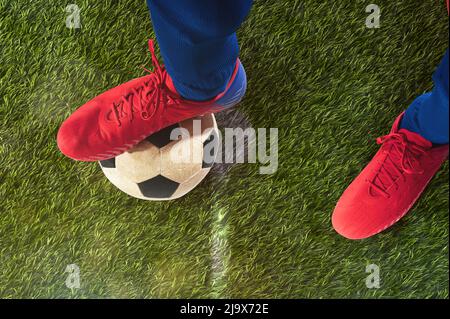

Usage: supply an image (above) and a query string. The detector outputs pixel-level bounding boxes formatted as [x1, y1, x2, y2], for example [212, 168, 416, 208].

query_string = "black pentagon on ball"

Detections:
[100, 158, 116, 168]
[137, 175, 180, 198]
[146, 123, 181, 148]
[202, 130, 219, 168]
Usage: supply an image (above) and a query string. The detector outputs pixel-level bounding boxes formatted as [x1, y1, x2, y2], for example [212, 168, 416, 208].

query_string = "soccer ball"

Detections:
[99, 114, 219, 200]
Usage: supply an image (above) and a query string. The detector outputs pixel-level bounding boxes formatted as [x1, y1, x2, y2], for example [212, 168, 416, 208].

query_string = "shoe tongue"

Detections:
[164, 75, 180, 96]
[398, 128, 432, 148]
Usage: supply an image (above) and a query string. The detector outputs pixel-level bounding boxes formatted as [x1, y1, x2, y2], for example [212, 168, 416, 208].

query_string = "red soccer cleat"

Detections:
[57, 40, 246, 161]
[332, 113, 449, 240]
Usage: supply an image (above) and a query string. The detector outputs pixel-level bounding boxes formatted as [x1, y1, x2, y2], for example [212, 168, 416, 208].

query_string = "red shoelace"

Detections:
[366, 132, 428, 198]
[109, 40, 173, 127]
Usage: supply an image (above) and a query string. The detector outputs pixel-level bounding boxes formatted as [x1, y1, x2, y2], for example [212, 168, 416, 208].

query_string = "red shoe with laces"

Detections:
[57, 40, 247, 161]
[332, 113, 449, 240]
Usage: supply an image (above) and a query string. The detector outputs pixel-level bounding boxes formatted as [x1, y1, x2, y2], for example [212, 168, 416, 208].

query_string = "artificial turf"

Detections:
[0, 0, 448, 298]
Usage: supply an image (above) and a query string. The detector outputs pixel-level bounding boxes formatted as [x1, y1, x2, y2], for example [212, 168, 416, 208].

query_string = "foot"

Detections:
[57, 40, 246, 161]
[332, 113, 449, 240]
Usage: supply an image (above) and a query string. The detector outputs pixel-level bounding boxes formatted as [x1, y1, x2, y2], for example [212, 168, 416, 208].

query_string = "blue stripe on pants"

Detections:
[401, 49, 449, 144]
[146, 0, 253, 101]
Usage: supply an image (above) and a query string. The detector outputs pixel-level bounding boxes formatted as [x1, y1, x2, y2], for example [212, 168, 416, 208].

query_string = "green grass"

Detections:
[0, 0, 448, 298]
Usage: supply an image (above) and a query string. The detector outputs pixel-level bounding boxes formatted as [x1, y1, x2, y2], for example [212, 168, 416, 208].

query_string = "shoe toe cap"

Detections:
[57, 118, 85, 160]
[57, 108, 100, 161]
[331, 182, 386, 240]
[332, 203, 373, 240]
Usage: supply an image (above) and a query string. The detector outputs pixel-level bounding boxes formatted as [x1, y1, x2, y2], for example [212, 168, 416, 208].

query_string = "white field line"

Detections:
[210, 205, 230, 298]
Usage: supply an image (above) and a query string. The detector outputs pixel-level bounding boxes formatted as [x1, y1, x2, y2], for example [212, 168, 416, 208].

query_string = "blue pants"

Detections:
[401, 49, 449, 144]
[146, 0, 252, 101]
[146, 1, 449, 144]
